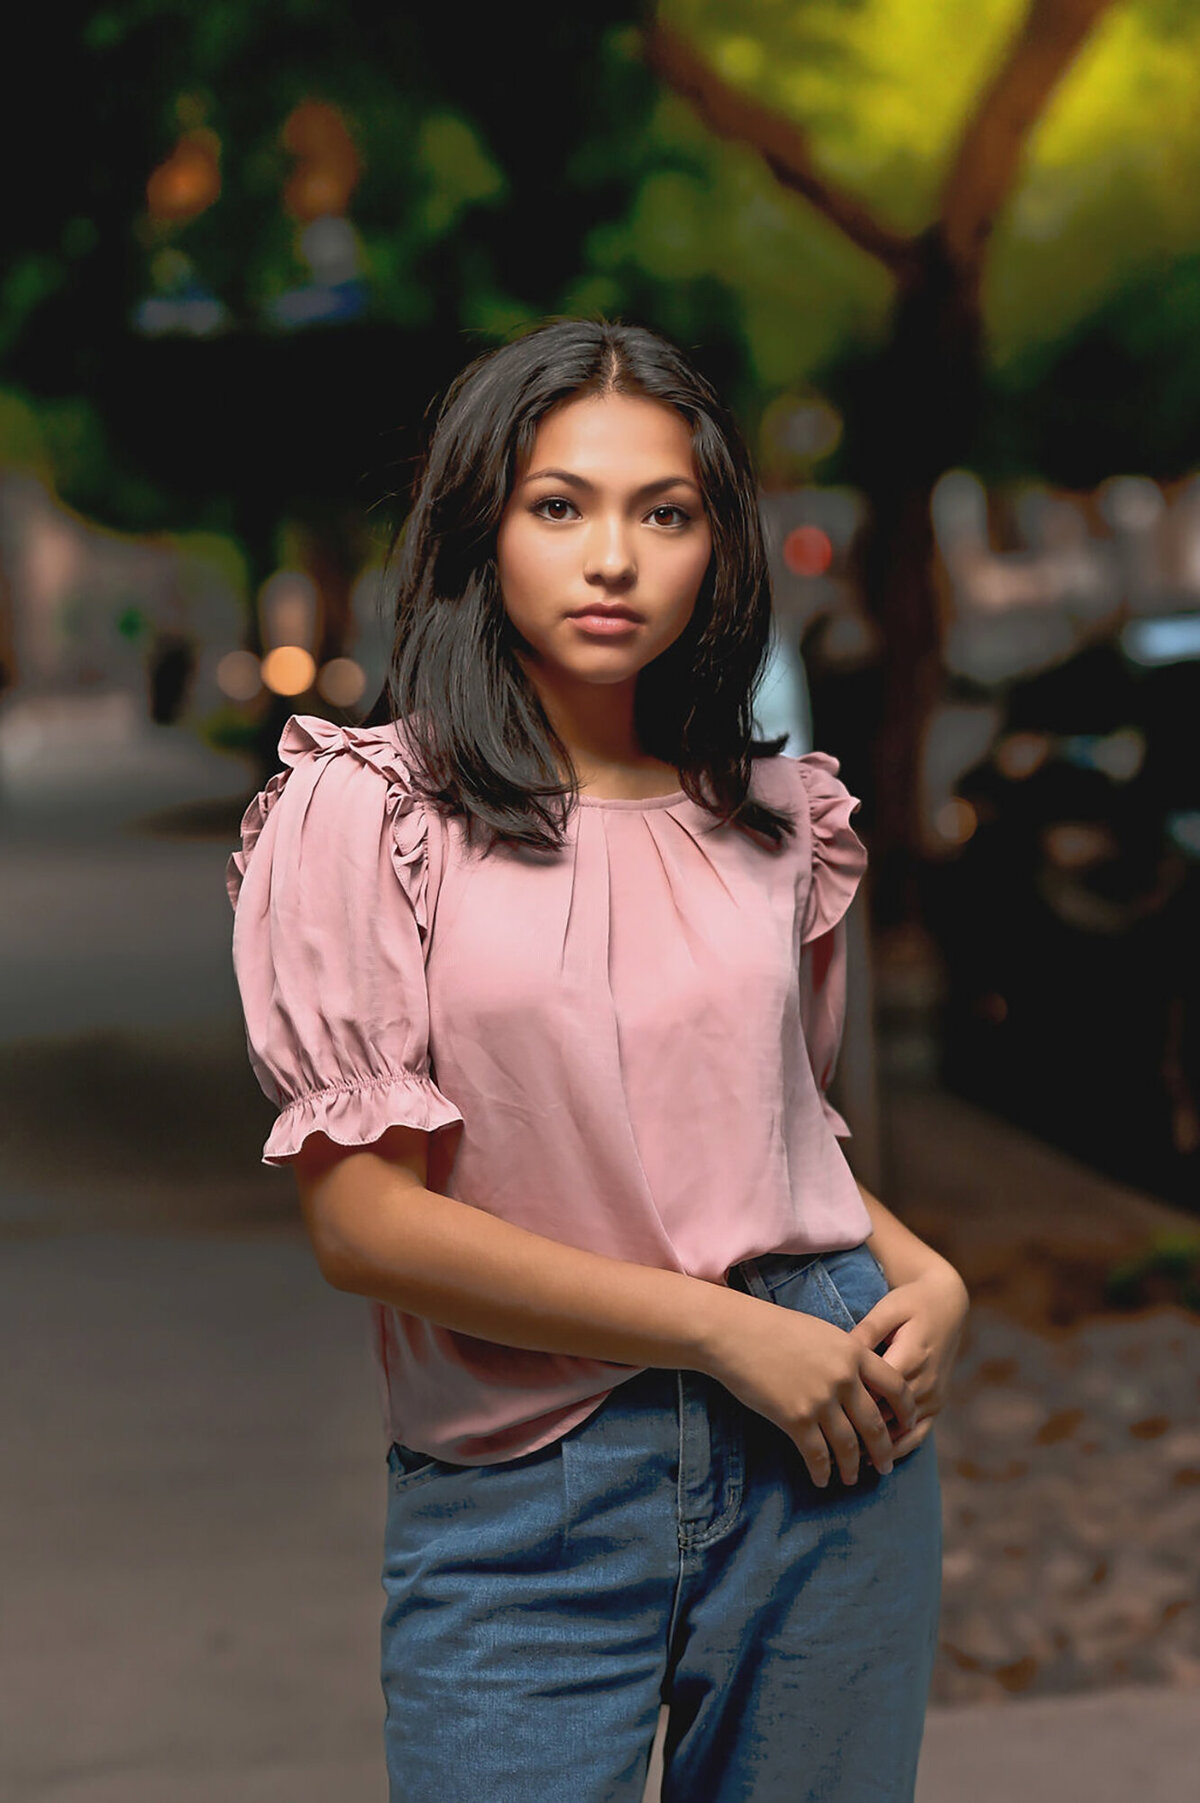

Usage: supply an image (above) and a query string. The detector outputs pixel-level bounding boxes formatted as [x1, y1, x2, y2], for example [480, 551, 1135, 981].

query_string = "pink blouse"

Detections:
[227, 714, 872, 1463]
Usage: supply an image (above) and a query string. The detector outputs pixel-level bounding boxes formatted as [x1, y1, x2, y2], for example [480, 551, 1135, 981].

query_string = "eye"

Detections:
[647, 503, 691, 528]
[531, 496, 579, 522]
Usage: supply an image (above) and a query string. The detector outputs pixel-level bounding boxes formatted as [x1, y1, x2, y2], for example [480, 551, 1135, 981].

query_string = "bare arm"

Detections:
[855, 1180, 964, 1291]
[296, 1123, 744, 1371]
[293, 1126, 917, 1484]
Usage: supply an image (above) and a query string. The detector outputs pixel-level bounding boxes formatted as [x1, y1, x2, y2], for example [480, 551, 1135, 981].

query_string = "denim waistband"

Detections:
[727, 1242, 872, 1303]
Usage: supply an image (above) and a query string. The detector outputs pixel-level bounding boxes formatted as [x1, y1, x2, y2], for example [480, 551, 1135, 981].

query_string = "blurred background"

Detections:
[3, 3, 1199, 1799]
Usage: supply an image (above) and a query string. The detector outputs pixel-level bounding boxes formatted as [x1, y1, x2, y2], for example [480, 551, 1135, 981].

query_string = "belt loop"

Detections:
[728, 1257, 772, 1303]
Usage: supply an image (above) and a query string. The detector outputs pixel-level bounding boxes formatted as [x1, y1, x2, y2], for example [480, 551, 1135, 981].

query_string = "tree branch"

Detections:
[642, 18, 915, 276]
[940, 0, 1115, 272]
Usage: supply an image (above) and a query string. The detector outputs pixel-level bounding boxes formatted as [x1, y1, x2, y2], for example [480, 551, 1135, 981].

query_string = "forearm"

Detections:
[856, 1181, 961, 1289]
[304, 1161, 747, 1375]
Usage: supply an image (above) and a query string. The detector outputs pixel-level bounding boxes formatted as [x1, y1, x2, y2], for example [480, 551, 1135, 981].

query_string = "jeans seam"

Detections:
[677, 1371, 700, 1550]
[686, 1438, 745, 1550]
[664, 1372, 689, 1664]
[813, 1258, 858, 1330]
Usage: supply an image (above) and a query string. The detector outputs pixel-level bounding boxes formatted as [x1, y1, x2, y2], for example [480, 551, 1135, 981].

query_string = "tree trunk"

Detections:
[856, 226, 985, 927]
[643, 3, 1112, 926]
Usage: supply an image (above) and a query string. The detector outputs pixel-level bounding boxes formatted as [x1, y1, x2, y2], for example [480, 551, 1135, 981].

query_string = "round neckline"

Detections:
[575, 788, 688, 810]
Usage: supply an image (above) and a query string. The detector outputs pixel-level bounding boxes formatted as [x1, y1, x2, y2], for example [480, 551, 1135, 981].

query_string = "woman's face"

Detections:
[495, 391, 712, 694]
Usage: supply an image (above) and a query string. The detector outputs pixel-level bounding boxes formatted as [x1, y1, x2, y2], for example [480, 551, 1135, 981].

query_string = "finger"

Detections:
[818, 1407, 866, 1486]
[886, 1385, 939, 1434]
[861, 1349, 917, 1432]
[794, 1423, 833, 1489]
[846, 1292, 907, 1350]
[886, 1416, 935, 1461]
[845, 1383, 895, 1477]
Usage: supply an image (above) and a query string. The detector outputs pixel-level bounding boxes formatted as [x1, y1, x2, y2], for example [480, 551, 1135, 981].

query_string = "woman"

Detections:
[227, 320, 968, 1803]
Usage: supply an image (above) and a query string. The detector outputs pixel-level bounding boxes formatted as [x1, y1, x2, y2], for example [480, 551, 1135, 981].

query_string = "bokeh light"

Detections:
[1041, 821, 1118, 871]
[146, 128, 221, 224]
[782, 525, 834, 578]
[316, 656, 366, 706]
[994, 731, 1051, 780]
[934, 798, 977, 846]
[258, 570, 318, 655]
[281, 100, 361, 221]
[215, 649, 263, 702]
[261, 645, 317, 696]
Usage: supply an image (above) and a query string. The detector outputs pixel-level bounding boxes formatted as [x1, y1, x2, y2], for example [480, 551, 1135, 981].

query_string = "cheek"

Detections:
[496, 520, 559, 618]
[494, 522, 532, 616]
[661, 532, 713, 613]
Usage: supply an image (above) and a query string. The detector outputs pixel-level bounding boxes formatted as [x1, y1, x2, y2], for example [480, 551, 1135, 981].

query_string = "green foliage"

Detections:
[0, 256, 66, 360]
[665, 0, 1018, 234]
[415, 114, 506, 236]
[1105, 1232, 1200, 1314]
[4, 0, 1200, 532]
[983, 248, 1200, 483]
[169, 529, 250, 600]
[197, 700, 264, 757]
[0, 390, 51, 476]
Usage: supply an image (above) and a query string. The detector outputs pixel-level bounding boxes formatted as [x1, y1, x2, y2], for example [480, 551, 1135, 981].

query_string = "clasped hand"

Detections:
[847, 1260, 970, 1461]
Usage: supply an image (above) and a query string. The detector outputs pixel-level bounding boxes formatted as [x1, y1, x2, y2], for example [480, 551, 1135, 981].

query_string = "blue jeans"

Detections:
[380, 1245, 943, 1802]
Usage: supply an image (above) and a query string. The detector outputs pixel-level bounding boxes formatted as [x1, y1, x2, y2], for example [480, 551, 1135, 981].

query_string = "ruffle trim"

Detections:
[225, 713, 434, 934]
[225, 768, 288, 912]
[794, 751, 868, 943]
[262, 1069, 464, 1167]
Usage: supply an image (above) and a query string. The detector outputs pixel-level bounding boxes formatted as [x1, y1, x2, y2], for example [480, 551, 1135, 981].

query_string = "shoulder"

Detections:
[749, 748, 857, 827]
[276, 712, 420, 789]
[751, 750, 867, 938]
[226, 713, 431, 915]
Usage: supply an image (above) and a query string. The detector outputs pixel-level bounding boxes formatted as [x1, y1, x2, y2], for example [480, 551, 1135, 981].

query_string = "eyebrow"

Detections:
[521, 469, 703, 502]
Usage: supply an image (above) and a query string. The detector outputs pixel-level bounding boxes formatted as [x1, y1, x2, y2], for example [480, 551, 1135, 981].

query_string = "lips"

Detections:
[568, 605, 643, 622]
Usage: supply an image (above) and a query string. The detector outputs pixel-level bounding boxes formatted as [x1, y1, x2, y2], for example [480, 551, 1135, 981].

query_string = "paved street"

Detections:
[1, 693, 1196, 1801]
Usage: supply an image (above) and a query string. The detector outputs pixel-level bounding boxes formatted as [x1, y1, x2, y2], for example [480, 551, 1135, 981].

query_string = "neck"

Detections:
[520, 661, 663, 787]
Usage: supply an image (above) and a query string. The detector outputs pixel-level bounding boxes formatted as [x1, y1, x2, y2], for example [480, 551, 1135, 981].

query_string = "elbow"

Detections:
[292, 1135, 431, 1297]
[313, 1240, 365, 1294]
[296, 1182, 373, 1295]
[305, 1210, 378, 1294]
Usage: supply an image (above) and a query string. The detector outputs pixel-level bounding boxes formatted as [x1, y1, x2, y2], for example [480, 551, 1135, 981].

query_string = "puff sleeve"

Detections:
[795, 753, 868, 1139]
[226, 715, 463, 1166]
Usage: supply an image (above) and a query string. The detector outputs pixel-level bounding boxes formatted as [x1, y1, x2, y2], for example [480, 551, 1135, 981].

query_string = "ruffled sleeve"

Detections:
[794, 753, 868, 1139]
[226, 714, 463, 1167]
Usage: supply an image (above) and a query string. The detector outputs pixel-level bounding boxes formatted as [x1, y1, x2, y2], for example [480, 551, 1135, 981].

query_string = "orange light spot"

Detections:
[935, 798, 977, 846]
[316, 657, 367, 707]
[281, 100, 361, 221]
[146, 129, 221, 224]
[782, 525, 833, 578]
[995, 732, 1051, 780]
[261, 646, 317, 697]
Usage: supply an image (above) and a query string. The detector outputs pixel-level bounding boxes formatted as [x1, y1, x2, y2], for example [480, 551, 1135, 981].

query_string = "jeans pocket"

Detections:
[387, 1441, 443, 1494]
[815, 1245, 890, 1333]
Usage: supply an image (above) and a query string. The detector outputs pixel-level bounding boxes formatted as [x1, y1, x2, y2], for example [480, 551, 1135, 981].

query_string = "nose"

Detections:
[582, 514, 636, 589]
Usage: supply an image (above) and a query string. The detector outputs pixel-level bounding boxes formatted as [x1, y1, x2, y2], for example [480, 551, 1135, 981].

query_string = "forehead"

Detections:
[523, 391, 698, 479]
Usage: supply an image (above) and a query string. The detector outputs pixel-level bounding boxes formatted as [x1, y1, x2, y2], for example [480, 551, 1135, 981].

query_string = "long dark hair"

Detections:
[362, 318, 794, 851]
